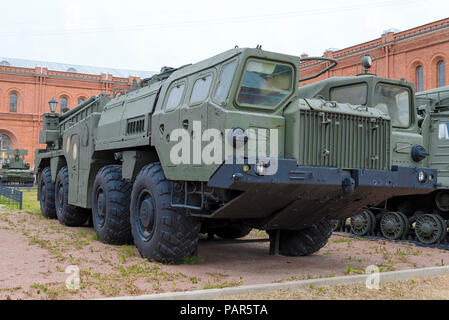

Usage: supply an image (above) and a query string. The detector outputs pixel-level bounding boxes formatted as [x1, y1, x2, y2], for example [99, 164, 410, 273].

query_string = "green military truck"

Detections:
[35, 48, 437, 263]
[1, 149, 35, 186]
[301, 57, 448, 244]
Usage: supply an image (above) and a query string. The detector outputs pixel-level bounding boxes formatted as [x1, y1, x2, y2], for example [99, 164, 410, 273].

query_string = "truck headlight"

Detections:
[418, 170, 427, 183]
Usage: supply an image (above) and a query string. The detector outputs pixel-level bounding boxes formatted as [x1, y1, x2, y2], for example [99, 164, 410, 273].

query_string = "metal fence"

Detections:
[0, 186, 23, 210]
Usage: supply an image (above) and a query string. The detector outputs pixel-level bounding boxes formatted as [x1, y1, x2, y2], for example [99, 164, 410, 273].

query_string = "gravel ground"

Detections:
[1, 190, 449, 300]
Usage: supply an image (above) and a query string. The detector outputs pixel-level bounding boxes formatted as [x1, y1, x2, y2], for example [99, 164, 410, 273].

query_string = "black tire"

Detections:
[55, 167, 89, 227]
[38, 167, 56, 219]
[214, 224, 252, 240]
[273, 221, 333, 257]
[92, 165, 133, 245]
[130, 163, 201, 264]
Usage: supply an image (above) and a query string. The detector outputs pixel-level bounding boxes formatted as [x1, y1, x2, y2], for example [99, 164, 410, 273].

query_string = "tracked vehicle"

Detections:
[35, 48, 437, 263]
[304, 57, 449, 245]
[1, 149, 35, 186]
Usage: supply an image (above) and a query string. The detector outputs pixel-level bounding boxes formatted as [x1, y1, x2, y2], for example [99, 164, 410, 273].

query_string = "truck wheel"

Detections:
[38, 167, 56, 219]
[130, 163, 201, 264]
[273, 221, 333, 257]
[92, 165, 133, 245]
[55, 167, 89, 227]
[214, 224, 252, 240]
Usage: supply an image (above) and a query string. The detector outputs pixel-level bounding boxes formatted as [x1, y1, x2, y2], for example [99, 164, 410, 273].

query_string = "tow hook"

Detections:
[342, 176, 356, 195]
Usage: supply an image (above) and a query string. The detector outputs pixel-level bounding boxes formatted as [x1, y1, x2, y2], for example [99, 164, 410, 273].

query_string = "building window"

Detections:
[0, 134, 12, 151]
[416, 66, 424, 92]
[9, 93, 17, 112]
[78, 97, 85, 105]
[438, 60, 446, 87]
[0, 134, 12, 162]
[60, 97, 68, 112]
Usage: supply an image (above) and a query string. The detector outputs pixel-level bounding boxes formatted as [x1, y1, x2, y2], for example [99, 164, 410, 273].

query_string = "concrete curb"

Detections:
[105, 266, 449, 300]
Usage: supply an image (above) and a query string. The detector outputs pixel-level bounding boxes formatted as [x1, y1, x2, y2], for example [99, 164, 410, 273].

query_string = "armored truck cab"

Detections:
[35, 48, 437, 263]
[302, 64, 448, 244]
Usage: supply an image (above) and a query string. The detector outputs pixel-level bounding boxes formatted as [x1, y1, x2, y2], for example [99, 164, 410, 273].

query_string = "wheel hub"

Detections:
[353, 216, 364, 229]
[420, 222, 433, 237]
[41, 183, 46, 202]
[97, 191, 106, 218]
[140, 198, 154, 229]
[57, 183, 64, 206]
[384, 219, 396, 233]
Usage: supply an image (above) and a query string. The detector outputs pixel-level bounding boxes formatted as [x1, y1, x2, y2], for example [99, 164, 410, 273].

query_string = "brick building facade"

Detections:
[0, 59, 153, 166]
[300, 18, 449, 93]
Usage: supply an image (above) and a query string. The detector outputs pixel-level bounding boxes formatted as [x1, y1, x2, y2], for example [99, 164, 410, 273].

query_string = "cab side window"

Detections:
[215, 61, 237, 103]
[166, 82, 186, 111]
[190, 75, 213, 104]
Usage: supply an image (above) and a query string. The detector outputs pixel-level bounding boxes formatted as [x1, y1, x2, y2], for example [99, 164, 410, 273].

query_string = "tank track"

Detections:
[333, 220, 449, 251]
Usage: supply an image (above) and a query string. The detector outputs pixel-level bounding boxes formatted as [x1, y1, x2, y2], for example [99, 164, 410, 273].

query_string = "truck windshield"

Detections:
[237, 59, 293, 108]
[373, 84, 411, 128]
[330, 83, 367, 105]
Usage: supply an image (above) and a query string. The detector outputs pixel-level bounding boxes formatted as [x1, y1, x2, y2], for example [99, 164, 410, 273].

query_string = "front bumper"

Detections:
[207, 159, 438, 230]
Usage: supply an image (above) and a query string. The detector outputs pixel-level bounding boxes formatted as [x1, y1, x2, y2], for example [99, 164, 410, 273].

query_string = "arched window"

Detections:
[60, 97, 68, 112]
[9, 93, 17, 112]
[0, 134, 12, 151]
[438, 60, 446, 87]
[78, 97, 86, 105]
[416, 66, 424, 92]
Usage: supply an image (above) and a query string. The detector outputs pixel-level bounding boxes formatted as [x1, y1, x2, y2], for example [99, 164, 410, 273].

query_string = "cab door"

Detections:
[65, 132, 80, 205]
[178, 71, 215, 178]
[153, 79, 186, 174]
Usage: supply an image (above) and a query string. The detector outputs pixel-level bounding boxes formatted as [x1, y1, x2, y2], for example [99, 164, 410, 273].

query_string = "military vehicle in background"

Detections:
[35, 48, 437, 263]
[1, 149, 35, 186]
[305, 56, 448, 245]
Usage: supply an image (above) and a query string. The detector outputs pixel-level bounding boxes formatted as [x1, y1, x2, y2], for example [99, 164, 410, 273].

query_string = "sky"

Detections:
[0, 0, 448, 73]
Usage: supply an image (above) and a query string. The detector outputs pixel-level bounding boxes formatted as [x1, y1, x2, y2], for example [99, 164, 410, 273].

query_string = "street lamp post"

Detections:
[48, 98, 58, 113]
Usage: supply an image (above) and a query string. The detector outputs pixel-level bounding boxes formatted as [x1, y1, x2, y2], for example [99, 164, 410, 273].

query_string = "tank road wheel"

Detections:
[435, 191, 449, 213]
[434, 215, 448, 242]
[214, 224, 252, 240]
[415, 214, 446, 244]
[55, 167, 89, 227]
[38, 167, 56, 219]
[350, 210, 376, 236]
[380, 212, 408, 240]
[130, 163, 201, 264]
[332, 219, 346, 232]
[92, 165, 133, 245]
[271, 221, 333, 257]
